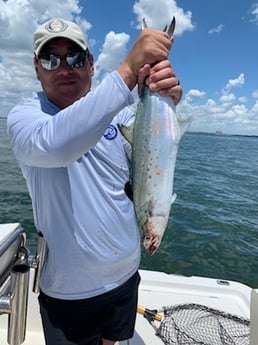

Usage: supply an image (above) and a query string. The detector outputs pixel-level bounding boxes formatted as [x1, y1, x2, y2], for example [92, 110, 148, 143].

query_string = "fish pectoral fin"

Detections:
[118, 123, 134, 145]
[171, 193, 177, 205]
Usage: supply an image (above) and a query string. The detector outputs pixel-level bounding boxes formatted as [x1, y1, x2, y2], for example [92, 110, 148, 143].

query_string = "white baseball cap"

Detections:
[34, 18, 88, 56]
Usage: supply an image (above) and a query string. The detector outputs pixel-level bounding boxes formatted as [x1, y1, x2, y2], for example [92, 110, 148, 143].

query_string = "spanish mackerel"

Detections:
[121, 17, 190, 255]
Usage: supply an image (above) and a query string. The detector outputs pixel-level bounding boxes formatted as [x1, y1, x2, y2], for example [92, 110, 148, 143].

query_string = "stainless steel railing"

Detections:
[0, 228, 47, 345]
[0, 246, 30, 345]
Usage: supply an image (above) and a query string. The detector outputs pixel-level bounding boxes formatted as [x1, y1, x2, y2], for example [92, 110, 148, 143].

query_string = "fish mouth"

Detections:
[143, 235, 160, 256]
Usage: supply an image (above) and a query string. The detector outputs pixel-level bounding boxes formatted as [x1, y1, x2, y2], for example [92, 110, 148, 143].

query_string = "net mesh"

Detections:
[156, 303, 250, 345]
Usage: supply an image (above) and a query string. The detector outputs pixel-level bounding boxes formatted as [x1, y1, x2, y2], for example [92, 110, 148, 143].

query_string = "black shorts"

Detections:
[38, 271, 141, 345]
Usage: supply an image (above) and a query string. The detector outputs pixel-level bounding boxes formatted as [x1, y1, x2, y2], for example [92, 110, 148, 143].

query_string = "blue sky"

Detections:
[0, 0, 257, 135]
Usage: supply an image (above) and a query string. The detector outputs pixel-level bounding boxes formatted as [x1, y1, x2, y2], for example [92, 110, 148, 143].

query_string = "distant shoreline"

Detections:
[187, 131, 258, 139]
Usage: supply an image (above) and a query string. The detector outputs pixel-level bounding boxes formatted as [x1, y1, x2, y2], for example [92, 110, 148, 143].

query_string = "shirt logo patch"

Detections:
[104, 125, 118, 140]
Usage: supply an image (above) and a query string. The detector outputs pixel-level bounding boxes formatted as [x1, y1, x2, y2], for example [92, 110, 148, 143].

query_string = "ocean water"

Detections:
[1, 118, 258, 287]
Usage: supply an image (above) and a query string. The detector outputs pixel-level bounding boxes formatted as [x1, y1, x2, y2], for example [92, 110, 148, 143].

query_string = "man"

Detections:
[7, 18, 182, 345]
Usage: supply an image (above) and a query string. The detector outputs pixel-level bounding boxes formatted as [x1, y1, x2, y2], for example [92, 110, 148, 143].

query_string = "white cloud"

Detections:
[231, 104, 248, 118]
[252, 90, 258, 99]
[187, 89, 206, 98]
[187, 86, 257, 134]
[93, 31, 130, 82]
[132, 0, 194, 35]
[177, 79, 257, 135]
[250, 3, 258, 24]
[223, 73, 245, 93]
[238, 96, 248, 103]
[249, 101, 258, 120]
[208, 24, 224, 34]
[219, 93, 236, 105]
[184, 89, 206, 103]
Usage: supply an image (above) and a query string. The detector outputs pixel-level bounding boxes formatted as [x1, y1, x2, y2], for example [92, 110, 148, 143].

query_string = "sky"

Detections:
[0, 0, 257, 135]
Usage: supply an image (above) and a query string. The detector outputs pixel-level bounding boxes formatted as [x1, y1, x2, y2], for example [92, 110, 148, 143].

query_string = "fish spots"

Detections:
[145, 150, 161, 179]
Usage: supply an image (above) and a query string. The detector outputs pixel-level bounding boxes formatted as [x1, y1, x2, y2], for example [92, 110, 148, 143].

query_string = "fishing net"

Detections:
[155, 303, 250, 345]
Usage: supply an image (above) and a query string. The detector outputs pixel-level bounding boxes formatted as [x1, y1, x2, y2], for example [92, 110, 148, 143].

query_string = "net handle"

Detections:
[137, 305, 162, 322]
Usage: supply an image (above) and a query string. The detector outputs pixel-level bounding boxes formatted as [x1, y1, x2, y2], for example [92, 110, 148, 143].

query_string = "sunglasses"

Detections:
[37, 51, 88, 71]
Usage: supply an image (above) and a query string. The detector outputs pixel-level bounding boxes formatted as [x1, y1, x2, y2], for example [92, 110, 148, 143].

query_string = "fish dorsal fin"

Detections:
[118, 123, 134, 145]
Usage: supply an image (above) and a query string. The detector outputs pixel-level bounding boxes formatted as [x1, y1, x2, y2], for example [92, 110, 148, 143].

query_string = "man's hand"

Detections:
[138, 60, 182, 105]
[117, 28, 172, 91]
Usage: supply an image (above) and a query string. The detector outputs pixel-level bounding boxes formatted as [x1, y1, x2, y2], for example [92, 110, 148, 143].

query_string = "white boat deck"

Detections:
[0, 223, 255, 344]
[0, 268, 252, 345]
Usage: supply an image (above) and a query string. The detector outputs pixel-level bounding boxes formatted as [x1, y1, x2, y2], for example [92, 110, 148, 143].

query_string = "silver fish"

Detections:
[120, 18, 190, 255]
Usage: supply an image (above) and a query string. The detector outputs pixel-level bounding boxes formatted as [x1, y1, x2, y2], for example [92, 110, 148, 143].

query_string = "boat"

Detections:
[0, 222, 257, 344]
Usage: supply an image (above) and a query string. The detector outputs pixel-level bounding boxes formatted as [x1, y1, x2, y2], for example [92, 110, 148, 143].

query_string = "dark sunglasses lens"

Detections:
[39, 55, 60, 70]
[66, 52, 86, 68]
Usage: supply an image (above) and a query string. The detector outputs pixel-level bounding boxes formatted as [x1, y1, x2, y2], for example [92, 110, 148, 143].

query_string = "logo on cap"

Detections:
[45, 19, 68, 33]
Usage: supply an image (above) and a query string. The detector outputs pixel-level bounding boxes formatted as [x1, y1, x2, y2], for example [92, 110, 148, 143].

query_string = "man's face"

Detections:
[34, 38, 94, 109]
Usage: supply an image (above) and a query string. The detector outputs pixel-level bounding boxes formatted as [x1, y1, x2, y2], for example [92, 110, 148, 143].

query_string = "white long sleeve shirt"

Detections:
[7, 71, 141, 299]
